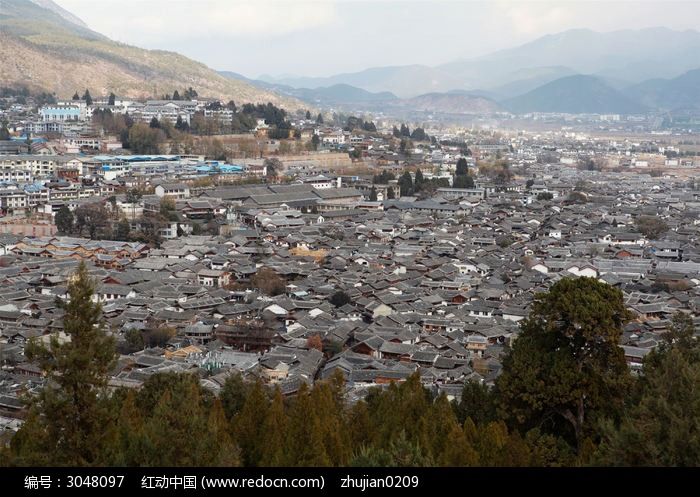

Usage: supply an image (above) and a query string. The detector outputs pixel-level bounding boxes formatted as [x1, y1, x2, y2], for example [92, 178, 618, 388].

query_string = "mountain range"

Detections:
[499, 69, 700, 114]
[502, 75, 648, 114]
[222, 68, 700, 116]
[259, 27, 700, 100]
[0, 0, 302, 108]
[219, 72, 503, 115]
[218, 72, 398, 106]
[627, 69, 700, 111]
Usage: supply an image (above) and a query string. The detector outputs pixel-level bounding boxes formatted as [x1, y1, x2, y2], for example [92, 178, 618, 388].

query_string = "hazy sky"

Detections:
[56, 0, 700, 78]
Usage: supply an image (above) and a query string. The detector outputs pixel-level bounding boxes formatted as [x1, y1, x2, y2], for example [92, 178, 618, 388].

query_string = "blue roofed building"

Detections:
[195, 161, 244, 175]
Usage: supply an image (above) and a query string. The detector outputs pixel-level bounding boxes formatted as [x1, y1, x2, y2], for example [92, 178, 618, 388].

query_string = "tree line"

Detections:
[396, 169, 450, 198]
[392, 124, 429, 142]
[3, 268, 699, 466]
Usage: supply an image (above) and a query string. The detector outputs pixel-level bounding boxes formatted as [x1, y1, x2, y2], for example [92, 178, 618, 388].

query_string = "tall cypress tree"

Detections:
[10, 261, 116, 465]
[259, 388, 287, 466]
[220, 373, 250, 420]
[205, 399, 240, 466]
[414, 169, 425, 192]
[109, 390, 146, 466]
[233, 381, 269, 466]
[347, 400, 374, 451]
[283, 383, 331, 466]
[456, 157, 469, 175]
[421, 394, 460, 462]
[369, 186, 378, 201]
[311, 380, 351, 465]
[398, 171, 414, 196]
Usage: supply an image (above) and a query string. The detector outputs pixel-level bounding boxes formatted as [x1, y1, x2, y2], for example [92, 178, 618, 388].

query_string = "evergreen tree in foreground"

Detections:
[496, 277, 632, 456]
[10, 261, 116, 465]
[596, 311, 700, 466]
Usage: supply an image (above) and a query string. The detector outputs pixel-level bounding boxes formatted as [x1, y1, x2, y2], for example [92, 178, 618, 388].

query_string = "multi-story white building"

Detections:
[131, 100, 199, 125]
[40, 101, 91, 122]
[0, 188, 28, 211]
[203, 108, 234, 122]
[0, 155, 64, 177]
[322, 130, 346, 145]
[27, 189, 50, 207]
[0, 167, 32, 183]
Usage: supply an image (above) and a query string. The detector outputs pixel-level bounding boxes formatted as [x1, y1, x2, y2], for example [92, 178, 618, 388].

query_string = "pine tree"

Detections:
[232, 381, 269, 466]
[596, 311, 700, 466]
[454, 380, 497, 425]
[283, 383, 331, 466]
[82, 89, 93, 105]
[421, 394, 460, 462]
[398, 171, 414, 196]
[115, 217, 131, 241]
[311, 380, 351, 465]
[109, 390, 146, 465]
[55, 205, 74, 233]
[142, 378, 212, 465]
[456, 157, 469, 175]
[172, 90, 181, 101]
[205, 399, 240, 466]
[369, 186, 378, 201]
[365, 373, 430, 447]
[453, 174, 475, 189]
[0, 121, 10, 140]
[347, 400, 374, 451]
[10, 261, 116, 465]
[259, 388, 287, 466]
[108, 93, 115, 106]
[414, 169, 424, 192]
[220, 373, 250, 420]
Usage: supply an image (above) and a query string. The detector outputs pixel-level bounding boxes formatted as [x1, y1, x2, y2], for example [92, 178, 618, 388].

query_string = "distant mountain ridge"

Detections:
[226, 67, 700, 116]
[0, 0, 302, 108]
[221, 72, 502, 114]
[219, 72, 398, 105]
[627, 69, 700, 111]
[258, 65, 464, 98]
[258, 27, 700, 100]
[399, 93, 503, 114]
[502, 75, 648, 114]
